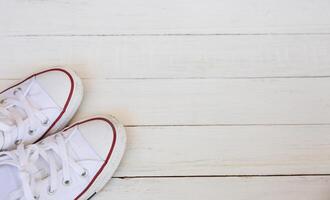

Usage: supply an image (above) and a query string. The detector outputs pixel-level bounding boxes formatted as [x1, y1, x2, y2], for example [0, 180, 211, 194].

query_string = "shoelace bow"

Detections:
[0, 79, 50, 149]
[0, 131, 87, 200]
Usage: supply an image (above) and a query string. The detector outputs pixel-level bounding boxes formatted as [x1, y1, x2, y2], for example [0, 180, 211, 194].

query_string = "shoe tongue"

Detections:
[0, 112, 18, 131]
[0, 117, 16, 126]
[32, 129, 98, 180]
[32, 144, 79, 180]
[0, 106, 28, 147]
[0, 105, 29, 125]
[0, 119, 17, 150]
[9, 106, 28, 120]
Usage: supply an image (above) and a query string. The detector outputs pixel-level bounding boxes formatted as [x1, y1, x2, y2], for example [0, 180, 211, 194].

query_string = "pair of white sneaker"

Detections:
[0, 68, 126, 200]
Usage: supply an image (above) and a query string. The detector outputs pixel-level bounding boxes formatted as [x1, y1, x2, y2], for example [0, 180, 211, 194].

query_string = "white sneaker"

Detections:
[0, 116, 126, 200]
[0, 68, 83, 150]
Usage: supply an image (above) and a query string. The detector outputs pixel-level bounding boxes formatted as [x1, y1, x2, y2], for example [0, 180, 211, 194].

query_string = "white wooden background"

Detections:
[1, 0, 330, 199]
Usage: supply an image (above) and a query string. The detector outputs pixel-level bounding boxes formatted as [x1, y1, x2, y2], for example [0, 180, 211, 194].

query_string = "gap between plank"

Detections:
[113, 174, 330, 179]
[100, 76, 330, 80]
[3, 76, 330, 81]
[125, 123, 330, 127]
[2, 33, 330, 37]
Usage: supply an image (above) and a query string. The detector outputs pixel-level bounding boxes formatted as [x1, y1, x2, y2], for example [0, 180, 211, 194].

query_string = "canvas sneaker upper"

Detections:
[0, 68, 83, 151]
[0, 116, 126, 200]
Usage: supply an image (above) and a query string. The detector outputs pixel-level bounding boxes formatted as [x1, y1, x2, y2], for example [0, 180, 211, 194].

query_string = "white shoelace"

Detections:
[0, 131, 87, 200]
[0, 79, 50, 149]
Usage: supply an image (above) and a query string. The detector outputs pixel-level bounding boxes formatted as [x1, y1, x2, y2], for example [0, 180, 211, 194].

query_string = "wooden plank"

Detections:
[78, 78, 330, 125]
[0, 108, 327, 176]
[1, 78, 330, 125]
[1, 80, 329, 175]
[1, 35, 330, 79]
[1, 0, 330, 35]
[97, 176, 330, 200]
[116, 125, 330, 176]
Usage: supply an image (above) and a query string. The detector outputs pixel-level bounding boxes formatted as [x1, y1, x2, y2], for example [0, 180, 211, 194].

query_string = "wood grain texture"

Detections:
[1, 35, 330, 79]
[77, 78, 330, 125]
[1, 78, 330, 126]
[1, 0, 330, 198]
[1, 0, 330, 35]
[96, 176, 330, 200]
[114, 125, 330, 177]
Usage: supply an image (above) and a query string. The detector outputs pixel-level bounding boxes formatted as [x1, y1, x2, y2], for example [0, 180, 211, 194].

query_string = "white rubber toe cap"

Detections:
[35, 68, 74, 109]
[77, 118, 117, 160]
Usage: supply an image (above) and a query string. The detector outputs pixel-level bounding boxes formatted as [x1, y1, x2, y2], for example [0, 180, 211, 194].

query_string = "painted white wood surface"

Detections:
[118, 125, 330, 176]
[1, 0, 330, 35]
[1, 0, 330, 199]
[1, 35, 330, 79]
[113, 125, 330, 177]
[97, 176, 330, 200]
[1, 78, 330, 126]
[1, 77, 330, 176]
[63, 78, 330, 125]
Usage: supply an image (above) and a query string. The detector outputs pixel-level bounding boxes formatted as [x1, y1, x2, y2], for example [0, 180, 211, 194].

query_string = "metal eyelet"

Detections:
[15, 139, 22, 145]
[28, 129, 35, 136]
[42, 118, 49, 126]
[81, 169, 88, 177]
[13, 87, 22, 95]
[28, 148, 35, 155]
[63, 179, 71, 186]
[33, 194, 40, 200]
[0, 99, 6, 104]
[47, 186, 56, 195]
